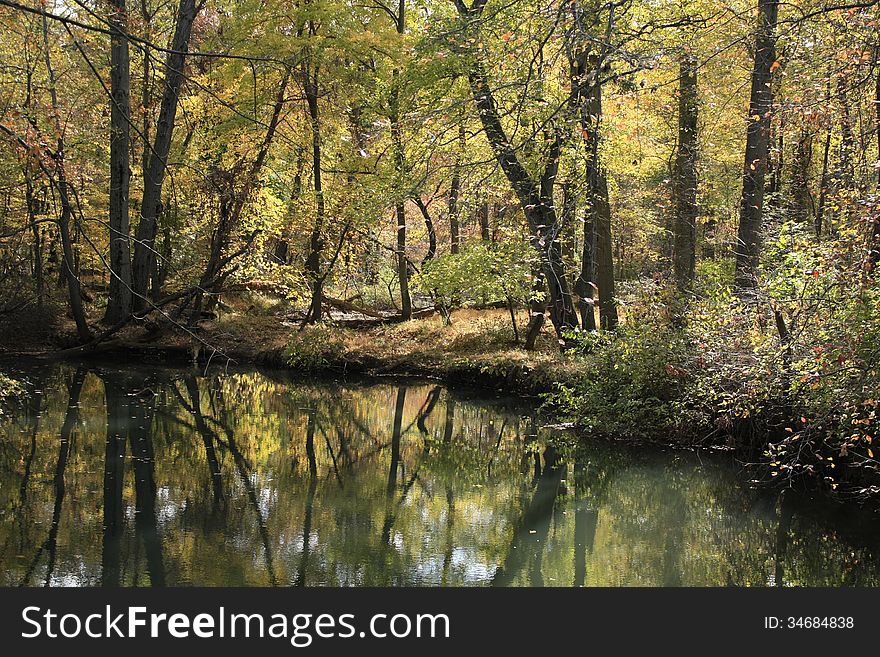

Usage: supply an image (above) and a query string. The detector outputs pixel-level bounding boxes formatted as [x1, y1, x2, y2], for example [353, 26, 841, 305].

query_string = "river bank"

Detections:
[3, 303, 879, 507]
[3, 308, 581, 399]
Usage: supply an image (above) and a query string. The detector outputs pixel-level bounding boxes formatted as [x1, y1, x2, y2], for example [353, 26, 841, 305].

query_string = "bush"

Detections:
[549, 295, 698, 440]
[284, 324, 349, 370]
[415, 239, 536, 315]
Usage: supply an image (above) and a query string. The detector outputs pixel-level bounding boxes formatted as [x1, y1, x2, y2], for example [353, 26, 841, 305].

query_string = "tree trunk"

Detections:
[131, 0, 198, 310]
[593, 162, 617, 329]
[390, 0, 412, 320]
[104, 0, 133, 323]
[869, 66, 880, 273]
[734, 0, 779, 292]
[25, 177, 44, 307]
[304, 61, 325, 324]
[414, 197, 437, 263]
[42, 14, 90, 341]
[524, 269, 547, 351]
[478, 200, 491, 241]
[571, 49, 616, 329]
[673, 53, 698, 291]
[465, 58, 579, 335]
[790, 127, 813, 225]
[449, 123, 464, 255]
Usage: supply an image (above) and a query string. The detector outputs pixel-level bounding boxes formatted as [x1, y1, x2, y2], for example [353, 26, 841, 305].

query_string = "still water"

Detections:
[1, 362, 879, 587]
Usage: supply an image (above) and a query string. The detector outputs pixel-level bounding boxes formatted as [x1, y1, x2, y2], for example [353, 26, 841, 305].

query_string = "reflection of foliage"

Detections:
[2, 364, 880, 587]
[0, 373, 24, 416]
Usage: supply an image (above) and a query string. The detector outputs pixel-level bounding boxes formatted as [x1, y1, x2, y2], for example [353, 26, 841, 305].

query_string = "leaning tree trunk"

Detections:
[131, 0, 198, 311]
[414, 197, 437, 263]
[449, 122, 464, 255]
[105, 0, 133, 323]
[466, 59, 579, 335]
[42, 13, 90, 341]
[734, 0, 779, 293]
[673, 52, 698, 291]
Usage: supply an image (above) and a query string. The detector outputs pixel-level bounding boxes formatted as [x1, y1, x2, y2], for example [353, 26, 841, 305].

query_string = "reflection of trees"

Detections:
[293, 408, 317, 587]
[183, 377, 225, 509]
[492, 446, 565, 587]
[7, 365, 880, 587]
[0, 376, 44, 563]
[98, 371, 166, 587]
[101, 373, 127, 587]
[19, 367, 85, 586]
[573, 455, 598, 587]
[128, 387, 164, 586]
[176, 376, 278, 586]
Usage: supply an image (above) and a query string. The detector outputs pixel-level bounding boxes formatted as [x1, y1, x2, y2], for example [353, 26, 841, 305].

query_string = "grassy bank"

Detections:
[3, 288, 879, 506]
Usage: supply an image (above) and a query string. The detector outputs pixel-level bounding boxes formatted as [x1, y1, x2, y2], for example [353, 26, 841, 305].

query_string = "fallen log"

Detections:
[323, 295, 389, 319]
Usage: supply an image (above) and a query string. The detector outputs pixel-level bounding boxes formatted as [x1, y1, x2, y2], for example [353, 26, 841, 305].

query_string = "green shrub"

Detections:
[284, 324, 348, 370]
[549, 300, 697, 439]
[416, 240, 536, 312]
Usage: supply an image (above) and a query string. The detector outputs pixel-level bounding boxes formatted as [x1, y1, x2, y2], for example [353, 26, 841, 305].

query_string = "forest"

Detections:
[0, 0, 879, 506]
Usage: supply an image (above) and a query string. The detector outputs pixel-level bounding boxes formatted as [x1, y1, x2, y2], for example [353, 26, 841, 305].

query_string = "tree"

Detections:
[104, 0, 132, 323]
[734, 0, 779, 293]
[453, 0, 579, 337]
[672, 52, 698, 291]
[131, 0, 199, 311]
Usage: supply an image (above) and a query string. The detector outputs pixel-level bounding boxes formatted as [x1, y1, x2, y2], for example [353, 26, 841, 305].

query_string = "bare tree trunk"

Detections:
[478, 200, 491, 241]
[815, 127, 832, 238]
[390, 0, 412, 320]
[869, 66, 880, 273]
[104, 0, 133, 323]
[131, 0, 198, 310]
[414, 197, 437, 263]
[449, 123, 464, 255]
[304, 56, 325, 324]
[734, 0, 779, 292]
[571, 48, 616, 329]
[25, 177, 44, 307]
[42, 14, 90, 341]
[593, 161, 617, 329]
[673, 53, 698, 291]
[524, 269, 547, 351]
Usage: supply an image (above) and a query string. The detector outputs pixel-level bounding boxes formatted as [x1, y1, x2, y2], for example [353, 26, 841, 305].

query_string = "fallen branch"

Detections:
[323, 295, 388, 319]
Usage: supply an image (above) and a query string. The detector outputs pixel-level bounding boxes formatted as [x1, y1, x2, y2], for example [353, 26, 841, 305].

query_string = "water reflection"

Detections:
[1, 363, 880, 587]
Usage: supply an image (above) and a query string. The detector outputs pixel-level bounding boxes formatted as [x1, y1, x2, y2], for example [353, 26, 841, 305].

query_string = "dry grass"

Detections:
[328, 308, 577, 395]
